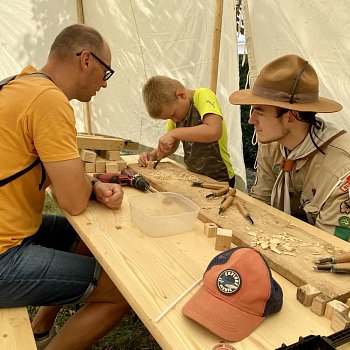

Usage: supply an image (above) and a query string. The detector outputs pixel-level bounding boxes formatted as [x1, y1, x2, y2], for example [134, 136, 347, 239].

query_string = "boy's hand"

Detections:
[159, 133, 176, 153]
[138, 151, 157, 167]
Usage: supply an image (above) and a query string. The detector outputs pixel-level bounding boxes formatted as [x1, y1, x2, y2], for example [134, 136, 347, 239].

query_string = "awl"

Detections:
[315, 252, 350, 265]
[313, 262, 350, 274]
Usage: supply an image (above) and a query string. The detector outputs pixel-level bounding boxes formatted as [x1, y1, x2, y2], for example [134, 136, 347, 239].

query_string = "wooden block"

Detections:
[95, 157, 106, 173]
[296, 284, 321, 307]
[80, 149, 97, 163]
[311, 294, 332, 316]
[115, 159, 127, 170]
[147, 161, 156, 169]
[98, 150, 121, 160]
[325, 300, 349, 320]
[204, 223, 218, 238]
[346, 298, 350, 308]
[84, 162, 95, 173]
[215, 228, 232, 251]
[77, 135, 124, 151]
[331, 310, 350, 332]
[106, 160, 127, 173]
[105, 162, 119, 173]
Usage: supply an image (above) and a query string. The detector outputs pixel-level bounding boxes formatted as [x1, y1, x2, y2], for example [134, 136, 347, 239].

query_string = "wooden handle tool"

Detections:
[218, 195, 235, 215]
[206, 185, 230, 198]
[153, 151, 165, 169]
[315, 252, 350, 265]
[192, 181, 229, 190]
[313, 262, 350, 274]
[235, 197, 254, 225]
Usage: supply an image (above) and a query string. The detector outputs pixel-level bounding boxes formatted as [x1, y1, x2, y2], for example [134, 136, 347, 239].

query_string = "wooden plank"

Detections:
[129, 161, 350, 301]
[77, 135, 124, 151]
[57, 186, 344, 350]
[0, 307, 36, 349]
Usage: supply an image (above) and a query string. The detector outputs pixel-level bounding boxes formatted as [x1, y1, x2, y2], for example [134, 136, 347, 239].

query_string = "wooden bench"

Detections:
[0, 307, 36, 349]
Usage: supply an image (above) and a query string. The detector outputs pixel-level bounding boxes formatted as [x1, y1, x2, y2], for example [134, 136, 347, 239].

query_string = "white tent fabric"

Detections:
[0, 0, 247, 189]
[243, 0, 350, 129]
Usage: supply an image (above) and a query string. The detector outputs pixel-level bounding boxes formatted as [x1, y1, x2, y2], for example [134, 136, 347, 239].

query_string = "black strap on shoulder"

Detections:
[0, 158, 42, 188]
[0, 75, 17, 90]
[0, 72, 50, 189]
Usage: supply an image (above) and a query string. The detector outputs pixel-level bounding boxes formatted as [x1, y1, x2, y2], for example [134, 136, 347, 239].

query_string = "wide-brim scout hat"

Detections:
[229, 54, 342, 113]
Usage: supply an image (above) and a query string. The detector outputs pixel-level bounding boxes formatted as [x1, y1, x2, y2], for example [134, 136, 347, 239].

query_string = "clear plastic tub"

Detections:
[128, 192, 200, 237]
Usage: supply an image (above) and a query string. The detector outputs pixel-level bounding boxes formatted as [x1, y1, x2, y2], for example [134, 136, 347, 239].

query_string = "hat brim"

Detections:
[229, 90, 343, 113]
[182, 285, 264, 341]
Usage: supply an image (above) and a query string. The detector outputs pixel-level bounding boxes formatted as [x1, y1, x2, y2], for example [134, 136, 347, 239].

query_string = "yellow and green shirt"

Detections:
[165, 88, 234, 182]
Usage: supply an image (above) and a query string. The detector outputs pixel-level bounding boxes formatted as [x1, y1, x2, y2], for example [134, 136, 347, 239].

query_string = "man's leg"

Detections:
[31, 239, 93, 336]
[46, 270, 130, 350]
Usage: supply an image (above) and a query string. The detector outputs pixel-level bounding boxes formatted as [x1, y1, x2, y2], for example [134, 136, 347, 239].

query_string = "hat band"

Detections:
[252, 85, 318, 104]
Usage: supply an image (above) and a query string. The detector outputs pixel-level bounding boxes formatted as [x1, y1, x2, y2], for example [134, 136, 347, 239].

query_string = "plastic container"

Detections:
[128, 192, 200, 237]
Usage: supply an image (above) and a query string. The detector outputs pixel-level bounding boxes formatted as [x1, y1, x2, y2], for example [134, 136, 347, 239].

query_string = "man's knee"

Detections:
[84, 269, 126, 304]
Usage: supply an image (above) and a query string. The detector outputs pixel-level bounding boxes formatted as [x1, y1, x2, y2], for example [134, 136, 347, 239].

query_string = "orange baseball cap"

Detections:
[182, 247, 283, 341]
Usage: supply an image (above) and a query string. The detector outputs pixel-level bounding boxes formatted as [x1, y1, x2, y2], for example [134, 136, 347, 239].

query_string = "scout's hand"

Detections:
[93, 182, 124, 209]
[158, 133, 176, 153]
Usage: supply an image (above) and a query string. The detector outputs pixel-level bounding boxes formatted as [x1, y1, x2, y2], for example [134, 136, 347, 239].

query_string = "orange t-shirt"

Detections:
[0, 66, 79, 253]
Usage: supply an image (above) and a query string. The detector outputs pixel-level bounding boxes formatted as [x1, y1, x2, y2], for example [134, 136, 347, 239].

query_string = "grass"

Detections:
[28, 194, 162, 350]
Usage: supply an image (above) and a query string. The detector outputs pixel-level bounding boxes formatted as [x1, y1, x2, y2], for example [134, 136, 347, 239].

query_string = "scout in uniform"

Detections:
[229, 54, 350, 242]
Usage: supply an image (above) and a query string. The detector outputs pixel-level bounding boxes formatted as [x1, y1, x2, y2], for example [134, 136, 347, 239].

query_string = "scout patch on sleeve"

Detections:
[339, 175, 350, 196]
[335, 216, 350, 241]
[340, 199, 350, 214]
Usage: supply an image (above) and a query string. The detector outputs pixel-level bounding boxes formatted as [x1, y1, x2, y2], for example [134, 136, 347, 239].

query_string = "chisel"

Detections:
[315, 252, 350, 265]
[313, 262, 350, 274]
[192, 181, 229, 190]
[235, 197, 254, 225]
[206, 186, 230, 198]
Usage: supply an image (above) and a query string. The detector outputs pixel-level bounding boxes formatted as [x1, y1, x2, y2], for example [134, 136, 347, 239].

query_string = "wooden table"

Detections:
[61, 156, 350, 350]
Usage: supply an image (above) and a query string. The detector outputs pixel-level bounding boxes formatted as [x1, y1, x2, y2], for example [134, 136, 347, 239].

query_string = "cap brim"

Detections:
[229, 90, 343, 113]
[182, 285, 264, 341]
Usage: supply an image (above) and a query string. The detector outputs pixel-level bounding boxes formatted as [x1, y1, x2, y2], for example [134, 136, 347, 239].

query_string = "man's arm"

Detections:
[44, 158, 92, 215]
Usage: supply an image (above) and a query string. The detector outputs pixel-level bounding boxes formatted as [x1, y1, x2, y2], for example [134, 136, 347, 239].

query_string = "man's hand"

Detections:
[138, 151, 157, 167]
[93, 181, 124, 209]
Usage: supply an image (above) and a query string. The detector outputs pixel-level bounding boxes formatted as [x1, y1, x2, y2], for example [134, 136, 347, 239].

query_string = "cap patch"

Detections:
[217, 269, 241, 295]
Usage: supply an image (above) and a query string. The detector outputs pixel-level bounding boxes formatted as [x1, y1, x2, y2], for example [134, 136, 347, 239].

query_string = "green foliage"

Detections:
[239, 55, 257, 167]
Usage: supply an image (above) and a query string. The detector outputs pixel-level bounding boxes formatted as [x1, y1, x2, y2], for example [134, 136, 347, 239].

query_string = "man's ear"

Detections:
[288, 110, 300, 122]
[175, 89, 187, 100]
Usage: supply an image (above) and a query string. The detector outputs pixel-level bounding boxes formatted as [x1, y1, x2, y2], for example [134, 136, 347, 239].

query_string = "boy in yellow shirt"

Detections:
[138, 76, 235, 187]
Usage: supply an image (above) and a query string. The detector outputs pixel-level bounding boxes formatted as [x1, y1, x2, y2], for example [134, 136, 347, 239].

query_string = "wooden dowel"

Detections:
[155, 277, 203, 322]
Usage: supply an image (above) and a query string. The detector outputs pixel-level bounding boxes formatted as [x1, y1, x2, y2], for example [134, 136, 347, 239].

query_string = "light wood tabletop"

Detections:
[56, 155, 350, 349]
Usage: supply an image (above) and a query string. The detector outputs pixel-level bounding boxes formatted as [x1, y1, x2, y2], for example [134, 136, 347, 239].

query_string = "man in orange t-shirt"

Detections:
[0, 24, 130, 349]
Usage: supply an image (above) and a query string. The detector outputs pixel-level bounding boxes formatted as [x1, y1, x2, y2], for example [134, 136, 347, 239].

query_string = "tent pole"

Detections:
[76, 0, 93, 135]
[210, 0, 224, 93]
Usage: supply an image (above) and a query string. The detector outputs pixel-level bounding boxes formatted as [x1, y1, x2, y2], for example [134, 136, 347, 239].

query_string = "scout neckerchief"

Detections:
[271, 117, 344, 214]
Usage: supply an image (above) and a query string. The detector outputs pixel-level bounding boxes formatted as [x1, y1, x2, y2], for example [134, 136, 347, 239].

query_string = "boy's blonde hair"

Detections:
[142, 76, 185, 118]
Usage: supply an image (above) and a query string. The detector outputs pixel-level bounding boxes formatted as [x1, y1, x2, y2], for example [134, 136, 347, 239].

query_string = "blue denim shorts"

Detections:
[0, 214, 101, 307]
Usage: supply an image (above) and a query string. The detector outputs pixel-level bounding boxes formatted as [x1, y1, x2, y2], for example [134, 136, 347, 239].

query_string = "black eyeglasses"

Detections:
[76, 51, 114, 81]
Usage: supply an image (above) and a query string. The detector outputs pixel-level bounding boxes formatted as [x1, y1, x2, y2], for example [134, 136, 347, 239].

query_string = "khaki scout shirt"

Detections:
[251, 133, 350, 241]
